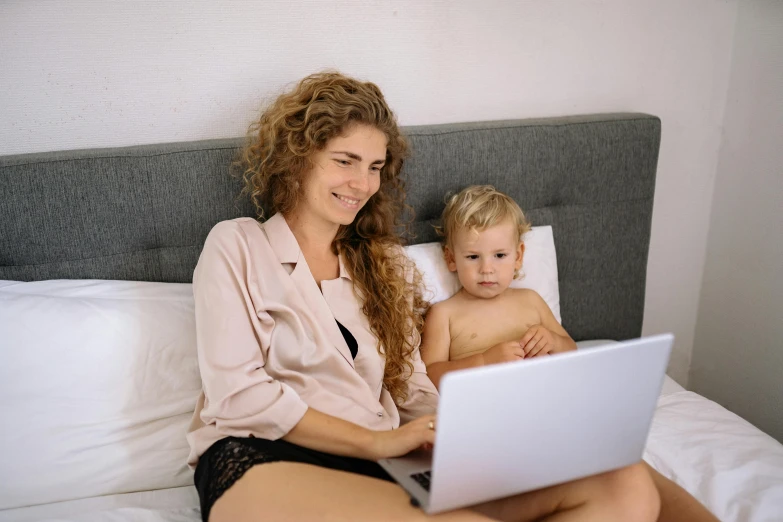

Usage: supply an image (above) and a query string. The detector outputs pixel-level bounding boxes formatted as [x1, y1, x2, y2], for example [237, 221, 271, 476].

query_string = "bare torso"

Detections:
[445, 288, 542, 361]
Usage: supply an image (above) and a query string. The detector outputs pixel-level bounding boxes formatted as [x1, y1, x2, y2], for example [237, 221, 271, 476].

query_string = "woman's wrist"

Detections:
[355, 426, 382, 460]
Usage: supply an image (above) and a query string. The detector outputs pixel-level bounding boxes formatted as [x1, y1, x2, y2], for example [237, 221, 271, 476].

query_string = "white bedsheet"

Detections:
[3, 378, 781, 521]
[0, 487, 200, 522]
[644, 390, 783, 522]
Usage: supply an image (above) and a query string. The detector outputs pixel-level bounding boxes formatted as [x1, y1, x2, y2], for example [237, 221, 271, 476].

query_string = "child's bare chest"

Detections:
[448, 298, 540, 360]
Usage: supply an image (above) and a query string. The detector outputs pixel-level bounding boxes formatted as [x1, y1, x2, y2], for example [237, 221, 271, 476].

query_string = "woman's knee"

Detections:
[600, 462, 661, 522]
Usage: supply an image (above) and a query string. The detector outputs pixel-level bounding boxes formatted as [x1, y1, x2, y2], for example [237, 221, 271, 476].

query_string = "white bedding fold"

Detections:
[0, 487, 200, 522]
[644, 391, 783, 522]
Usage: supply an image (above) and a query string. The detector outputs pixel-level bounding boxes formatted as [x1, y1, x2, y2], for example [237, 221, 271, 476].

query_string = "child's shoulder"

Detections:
[506, 287, 544, 304]
[426, 292, 465, 319]
[423, 300, 451, 331]
[428, 295, 457, 314]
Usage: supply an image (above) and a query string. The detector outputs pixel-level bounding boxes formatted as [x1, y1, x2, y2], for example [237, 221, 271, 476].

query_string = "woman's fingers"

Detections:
[406, 415, 436, 447]
[413, 415, 436, 429]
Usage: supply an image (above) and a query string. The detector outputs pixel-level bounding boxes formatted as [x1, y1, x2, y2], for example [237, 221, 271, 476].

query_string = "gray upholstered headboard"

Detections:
[0, 113, 661, 341]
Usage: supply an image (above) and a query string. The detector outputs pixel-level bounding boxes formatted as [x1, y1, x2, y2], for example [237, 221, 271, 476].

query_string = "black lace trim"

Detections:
[200, 439, 280, 519]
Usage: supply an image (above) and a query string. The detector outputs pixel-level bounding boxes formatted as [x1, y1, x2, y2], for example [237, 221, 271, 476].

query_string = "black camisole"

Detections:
[335, 320, 358, 359]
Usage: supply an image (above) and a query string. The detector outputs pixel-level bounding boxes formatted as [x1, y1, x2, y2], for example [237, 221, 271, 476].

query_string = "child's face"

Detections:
[445, 220, 524, 299]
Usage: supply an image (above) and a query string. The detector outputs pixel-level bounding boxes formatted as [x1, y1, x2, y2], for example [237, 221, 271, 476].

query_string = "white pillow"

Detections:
[0, 280, 200, 509]
[404, 225, 561, 323]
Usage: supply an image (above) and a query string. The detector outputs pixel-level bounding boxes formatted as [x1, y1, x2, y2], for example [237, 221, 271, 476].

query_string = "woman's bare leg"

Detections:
[210, 462, 493, 522]
[642, 462, 720, 522]
[210, 462, 660, 522]
[474, 462, 660, 522]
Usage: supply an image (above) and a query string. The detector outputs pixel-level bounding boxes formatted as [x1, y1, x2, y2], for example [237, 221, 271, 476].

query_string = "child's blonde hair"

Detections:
[438, 185, 532, 247]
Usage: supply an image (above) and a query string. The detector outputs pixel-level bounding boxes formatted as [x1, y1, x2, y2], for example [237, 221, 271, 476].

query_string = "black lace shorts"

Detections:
[194, 436, 394, 522]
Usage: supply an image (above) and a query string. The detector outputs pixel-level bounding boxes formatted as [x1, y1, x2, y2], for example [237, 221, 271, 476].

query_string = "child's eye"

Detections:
[496, 253, 507, 259]
[466, 255, 478, 260]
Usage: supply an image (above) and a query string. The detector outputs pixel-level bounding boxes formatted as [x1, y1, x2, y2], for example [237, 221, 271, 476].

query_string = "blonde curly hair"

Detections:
[438, 185, 532, 279]
[238, 71, 426, 405]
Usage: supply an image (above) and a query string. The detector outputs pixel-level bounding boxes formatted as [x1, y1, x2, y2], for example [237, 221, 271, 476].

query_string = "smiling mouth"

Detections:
[333, 193, 361, 208]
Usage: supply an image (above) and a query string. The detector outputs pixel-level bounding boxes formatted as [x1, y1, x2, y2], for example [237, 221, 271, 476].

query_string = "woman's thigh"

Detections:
[209, 461, 494, 522]
[210, 461, 659, 522]
[473, 462, 660, 522]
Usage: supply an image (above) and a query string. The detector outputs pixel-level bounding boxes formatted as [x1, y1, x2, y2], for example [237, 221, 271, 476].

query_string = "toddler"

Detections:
[420, 185, 576, 388]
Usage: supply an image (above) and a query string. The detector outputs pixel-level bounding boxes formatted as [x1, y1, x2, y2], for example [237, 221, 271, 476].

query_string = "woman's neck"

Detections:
[284, 212, 339, 259]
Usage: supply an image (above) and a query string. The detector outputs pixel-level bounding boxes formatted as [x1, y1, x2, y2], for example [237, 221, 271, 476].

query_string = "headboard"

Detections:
[0, 113, 661, 341]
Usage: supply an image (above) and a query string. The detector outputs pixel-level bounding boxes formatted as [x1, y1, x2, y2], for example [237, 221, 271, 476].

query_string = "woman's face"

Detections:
[296, 123, 387, 231]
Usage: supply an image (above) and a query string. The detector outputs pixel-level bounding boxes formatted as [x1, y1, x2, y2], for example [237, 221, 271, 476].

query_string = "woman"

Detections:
[188, 72, 713, 522]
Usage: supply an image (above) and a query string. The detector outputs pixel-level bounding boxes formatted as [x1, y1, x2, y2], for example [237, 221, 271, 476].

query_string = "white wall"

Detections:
[0, 1, 739, 384]
[691, 0, 783, 441]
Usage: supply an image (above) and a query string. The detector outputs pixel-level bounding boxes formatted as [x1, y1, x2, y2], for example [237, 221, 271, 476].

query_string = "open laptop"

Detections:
[378, 334, 673, 514]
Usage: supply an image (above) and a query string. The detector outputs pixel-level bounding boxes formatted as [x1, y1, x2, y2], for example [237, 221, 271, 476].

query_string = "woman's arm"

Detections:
[283, 408, 436, 460]
[194, 221, 309, 440]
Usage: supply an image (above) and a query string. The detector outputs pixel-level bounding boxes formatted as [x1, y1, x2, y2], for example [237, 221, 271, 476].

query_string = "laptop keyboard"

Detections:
[410, 470, 432, 491]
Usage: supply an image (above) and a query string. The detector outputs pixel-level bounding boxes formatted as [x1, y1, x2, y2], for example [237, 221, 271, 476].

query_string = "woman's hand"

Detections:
[520, 324, 556, 357]
[366, 415, 437, 460]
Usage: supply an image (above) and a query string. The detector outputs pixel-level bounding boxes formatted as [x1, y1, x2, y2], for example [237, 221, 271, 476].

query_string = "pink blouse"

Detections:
[186, 214, 439, 466]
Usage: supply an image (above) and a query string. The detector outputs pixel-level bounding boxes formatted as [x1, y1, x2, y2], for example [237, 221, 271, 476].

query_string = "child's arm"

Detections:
[420, 303, 460, 389]
[421, 303, 526, 389]
[520, 290, 577, 357]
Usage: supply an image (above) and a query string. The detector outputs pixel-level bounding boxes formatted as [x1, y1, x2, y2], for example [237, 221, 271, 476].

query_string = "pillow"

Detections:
[404, 225, 561, 323]
[0, 280, 201, 509]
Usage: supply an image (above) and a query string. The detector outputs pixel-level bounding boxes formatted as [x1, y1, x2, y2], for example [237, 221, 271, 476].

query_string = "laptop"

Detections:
[378, 334, 673, 514]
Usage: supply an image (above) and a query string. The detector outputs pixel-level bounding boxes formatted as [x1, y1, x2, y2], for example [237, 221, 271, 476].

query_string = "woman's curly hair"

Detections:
[238, 71, 427, 405]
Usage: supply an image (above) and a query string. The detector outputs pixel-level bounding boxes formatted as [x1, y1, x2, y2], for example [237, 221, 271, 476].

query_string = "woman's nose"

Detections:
[350, 168, 370, 192]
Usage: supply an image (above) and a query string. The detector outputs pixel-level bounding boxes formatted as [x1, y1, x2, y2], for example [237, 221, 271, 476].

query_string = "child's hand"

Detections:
[482, 340, 526, 365]
[521, 325, 556, 358]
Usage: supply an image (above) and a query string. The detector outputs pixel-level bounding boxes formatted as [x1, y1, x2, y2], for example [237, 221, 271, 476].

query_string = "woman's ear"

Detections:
[444, 245, 458, 272]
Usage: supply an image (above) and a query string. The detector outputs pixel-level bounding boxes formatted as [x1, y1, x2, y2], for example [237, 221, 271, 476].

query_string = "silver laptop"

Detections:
[378, 334, 673, 514]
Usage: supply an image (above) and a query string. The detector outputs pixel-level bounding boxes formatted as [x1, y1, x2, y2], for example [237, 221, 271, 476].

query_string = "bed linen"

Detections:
[644, 391, 783, 521]
[0, 487, 199, 522]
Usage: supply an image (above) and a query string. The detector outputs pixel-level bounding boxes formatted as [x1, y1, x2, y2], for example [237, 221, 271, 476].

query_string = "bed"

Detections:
[1, 114, 782, 521]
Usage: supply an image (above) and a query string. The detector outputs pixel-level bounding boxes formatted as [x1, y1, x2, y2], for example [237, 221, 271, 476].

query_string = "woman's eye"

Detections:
[371, 166, 382, 173]
[336, 159, 350, 165]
